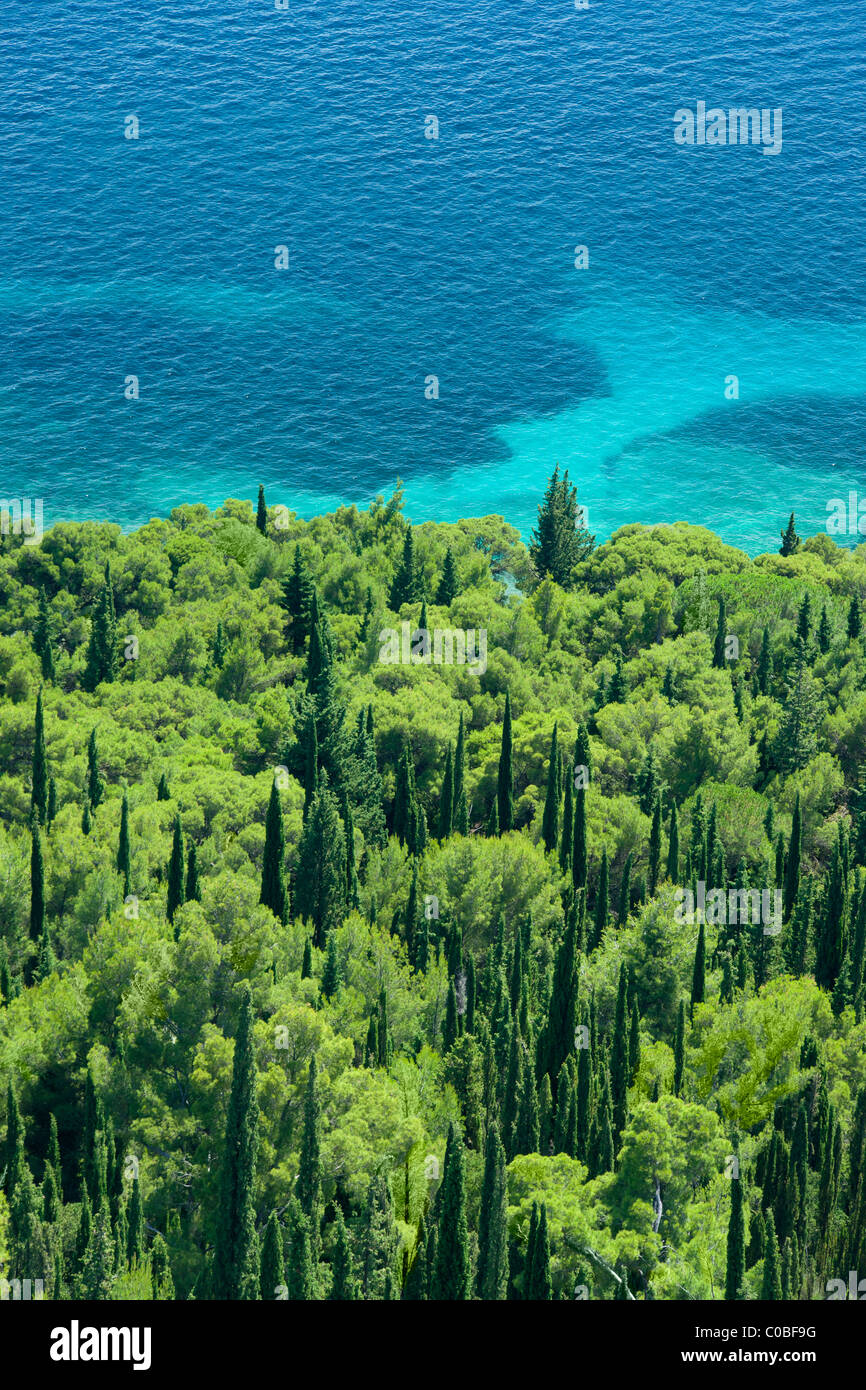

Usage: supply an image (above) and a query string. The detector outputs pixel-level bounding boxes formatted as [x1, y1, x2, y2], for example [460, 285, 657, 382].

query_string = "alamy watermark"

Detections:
[0, 498, 43, 546]
[674, 103, 782, 157]
[378, 622, 487, 675]
[674, 882, 782, 935]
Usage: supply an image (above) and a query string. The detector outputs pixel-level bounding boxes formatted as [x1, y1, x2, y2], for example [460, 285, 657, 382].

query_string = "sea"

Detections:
[1, 0, 865, 553]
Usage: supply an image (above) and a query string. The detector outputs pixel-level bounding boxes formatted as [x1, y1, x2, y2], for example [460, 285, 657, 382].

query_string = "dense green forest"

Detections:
[2, 476, 866, 1301]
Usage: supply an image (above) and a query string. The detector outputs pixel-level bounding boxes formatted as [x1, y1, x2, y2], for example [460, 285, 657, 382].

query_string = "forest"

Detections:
[1, 474, 866, 1301]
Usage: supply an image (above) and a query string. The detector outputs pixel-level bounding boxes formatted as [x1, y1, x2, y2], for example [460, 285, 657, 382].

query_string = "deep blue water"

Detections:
[1, 0, 865, 551]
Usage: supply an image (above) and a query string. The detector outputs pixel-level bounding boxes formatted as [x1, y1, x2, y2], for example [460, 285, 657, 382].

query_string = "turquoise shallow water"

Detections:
[0, 0, 864, 551]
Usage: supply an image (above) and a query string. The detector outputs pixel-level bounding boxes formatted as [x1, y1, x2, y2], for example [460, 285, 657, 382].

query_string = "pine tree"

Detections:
[260, 781, 289, 924]
[779, 513, 801, 557]
[436, 546, 459, 604]
[529, 465, 595, 587]
[86, 729, 105, 809]
[212, 990, 259, 1300]
[166, 814, 185, 925]
[496, 692, 514, 834]
[476, 1121, 509, 1299]
[31, 689, 48, 825]
[117, 792, 131, 894]
[541, 723, 560, 853]
[255, 485, 268, 535]
[433, 1122, 471, 1299]
[389, 526, 421, 609]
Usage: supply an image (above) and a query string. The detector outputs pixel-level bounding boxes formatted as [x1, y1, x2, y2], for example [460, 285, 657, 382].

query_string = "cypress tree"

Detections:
[255, 485, 268, 535]
[529, 465, 595, 586]
[433, 1122, 471, 1299]
[757, 626, 772, 695]
[285, 1199, 314, 1300]
[81, 799, 92, 836]
[31, 688, 48, 825]
[301, 936, 313, 979]
[784, 793, 802, 920]
[321, 930, 341, 999]
[260, 780, 289, 924]
[212, 990, 259, 1300]
[476, 1121, 509, 1299]
[559, 773, 573, 876]
[282, 545, 315, 654]
[156, 772, 170, 802]
[761, 1210, 782, 1300]
[296, 1056, 321, 1232]
[186, 841, 201, 903]
[573, 784, 587, 890]
[33, 587, 56, 681]
[389, 526, 421, 609]
[295, 780, 347, 947]
[816, 836, 846, 989]
[453, 712, 468, 834]
[541, 723, 560, 853]
[848, 594, 862, 641]
[618, 852, 632, 924]
[540, 908, 578, 1083]
[402, 1213, 428, 1301]
[690, 922, 706, 1016]
[166, 814, 185, 925]
[361, 1172, 398, 1300]
[436, 546, 459, 605]
[592, 848, 609, 948]
[528, 1203, 552, 1300]
[127, 1175, 144, 1265]
[117, 791, 131, 894]
[712, 597, 727, 668]
[46, 776, 57, 831]
[667, 802, 680, 882]
[817, 603, 831, 653]
[725, 1157, 746, 1300]
[496, 692, 514, 834]
[779, 513, 801, 557]
[610, 964, 629, 1140]
[438, 744, 454, 839]
[673, 1000, 686, 1097]
[87, 729, 105, 809]
[28, 820, 45, 961]
[330, 1206, 358, 1300]
[82, 571, 118, 691]
[259, 1210, 284, 1299]
[648, 792, 662, 894]
[576, 1039, 592, 1163]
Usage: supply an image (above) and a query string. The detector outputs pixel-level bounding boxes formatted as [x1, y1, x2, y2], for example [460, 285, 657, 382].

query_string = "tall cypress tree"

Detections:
[166, 815, 185, 925]
[329, 1207, 357, 1300]
[816, 835, 846, 989]
[784, 793, 802, 920]
[712, 597, 727, 668]
[259, 1210, 284, 1299]
[389, 526, 421, 609]
[186, 841, 201, 903]
[438, 744, 454, 840]
[255, 485, 268, 535]
[212, 990, 259, 1300]
[529, 465, 595, 587]
[453, 712, 468, 834]
[690, 922, 706, 1017]
[528, 1203, 552, 1300]
[667, 802, 680, 882]
[673, 1000, 686, 1097]
[87, 729, 105, 809]
[559, 773, 573, 876]
[33, 587, 56, 681]
[610, 964, 629, 1141]
[648, 792, 662, 894]
[761, 1210, 782, 1300]
[27, 822, 45, 985]
[260, 780, 289, 924]
[436, 546, 458, 605]
[82, 571, 118, 691]
[541, 723, 560, 853]
[282, 545, 315, 654]
[296, 1055, 321, 1232]
[433, 1122, 470, 1300]
[573, 784, 587, 890]
[725, 1156, 745, 1300]
[592, 848, 609, 948]
[496, 692, 514, 834]
[117, 791, 131, 894]
[476, 1121, 509, 1299]
[31, 688, 48, 825]
[295, 779, 347, 946]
